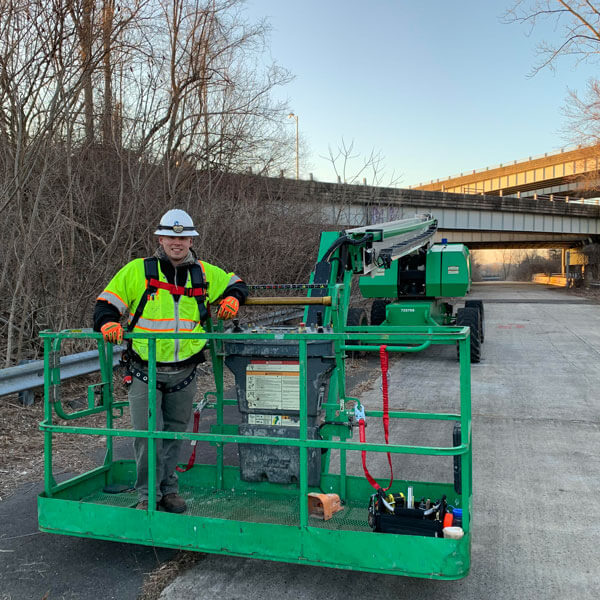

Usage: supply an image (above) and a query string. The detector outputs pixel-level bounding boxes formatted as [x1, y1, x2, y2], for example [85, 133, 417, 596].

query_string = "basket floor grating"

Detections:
[79, 483, 372, 531]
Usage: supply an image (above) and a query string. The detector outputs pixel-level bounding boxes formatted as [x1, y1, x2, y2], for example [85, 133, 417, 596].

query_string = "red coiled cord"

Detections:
[359, 345, 394, 491]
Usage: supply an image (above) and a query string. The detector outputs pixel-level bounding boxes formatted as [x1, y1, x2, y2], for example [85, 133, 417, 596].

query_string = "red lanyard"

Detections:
[358, 345, 394, 491]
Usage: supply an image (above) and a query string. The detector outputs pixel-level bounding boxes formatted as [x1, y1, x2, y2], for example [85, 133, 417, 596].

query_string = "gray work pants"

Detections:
[128, 362, 197, 502]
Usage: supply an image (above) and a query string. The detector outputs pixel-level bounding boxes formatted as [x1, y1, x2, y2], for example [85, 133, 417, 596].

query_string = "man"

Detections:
[93, 208, 248, 513]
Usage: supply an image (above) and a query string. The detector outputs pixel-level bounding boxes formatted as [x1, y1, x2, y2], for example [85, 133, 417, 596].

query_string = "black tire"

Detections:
[346, 308, 368, 358]
[455, 307, 481, 363]
[370, 299, 390, 326]
[465, 300, 485, 342]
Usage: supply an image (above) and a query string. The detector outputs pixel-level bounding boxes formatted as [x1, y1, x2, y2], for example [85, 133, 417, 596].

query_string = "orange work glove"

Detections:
[100, 322, 124, 344]
[217, 296, 239, 320]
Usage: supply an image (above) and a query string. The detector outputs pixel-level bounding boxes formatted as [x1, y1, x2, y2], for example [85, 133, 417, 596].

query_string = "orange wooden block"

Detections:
[307, 493, 344, 521]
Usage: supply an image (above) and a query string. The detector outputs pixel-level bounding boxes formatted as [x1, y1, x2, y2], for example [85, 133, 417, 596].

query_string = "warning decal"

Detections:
[447, 266, 459, 274]
[246, 361, 300, 410]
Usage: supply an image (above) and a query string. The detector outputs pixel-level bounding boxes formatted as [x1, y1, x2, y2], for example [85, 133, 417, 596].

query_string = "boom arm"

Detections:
[304, 214, 438, 326]
[345, 214, 438, 274]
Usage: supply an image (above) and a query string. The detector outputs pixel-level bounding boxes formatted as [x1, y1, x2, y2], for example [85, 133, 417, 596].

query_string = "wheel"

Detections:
[465, 299, 485, 342]
[370, 299, 390, 326]
[346, 307, 368, 358]
[455, 307, 481, 363]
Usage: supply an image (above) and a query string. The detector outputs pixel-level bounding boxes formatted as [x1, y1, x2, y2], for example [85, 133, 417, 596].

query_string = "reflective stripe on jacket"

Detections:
[97, 258, 241, 363]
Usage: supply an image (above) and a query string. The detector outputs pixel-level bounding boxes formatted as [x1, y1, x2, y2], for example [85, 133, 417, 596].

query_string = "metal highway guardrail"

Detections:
[0, 310, 304, 404]
[0, 346, 124, 404]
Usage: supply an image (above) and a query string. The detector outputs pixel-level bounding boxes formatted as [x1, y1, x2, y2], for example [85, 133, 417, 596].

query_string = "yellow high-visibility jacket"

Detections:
[97, 258, 242, 363]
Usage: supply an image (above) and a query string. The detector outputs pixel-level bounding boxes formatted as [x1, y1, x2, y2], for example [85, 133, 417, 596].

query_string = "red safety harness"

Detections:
[121, 257, 209, 383]
[146, 278, 207, 298]
[126, 257, 209, 339]
[357, 345, 394, 491]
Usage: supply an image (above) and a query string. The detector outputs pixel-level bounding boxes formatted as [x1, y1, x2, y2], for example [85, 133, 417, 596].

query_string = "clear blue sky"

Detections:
[243, 0, 597, 187]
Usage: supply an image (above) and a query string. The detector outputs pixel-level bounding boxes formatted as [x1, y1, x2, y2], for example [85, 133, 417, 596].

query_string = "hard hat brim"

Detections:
[154, 227, 199, 236]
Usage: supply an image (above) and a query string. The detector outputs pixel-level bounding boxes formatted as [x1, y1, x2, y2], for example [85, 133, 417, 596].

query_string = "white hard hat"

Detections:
[154, 209, 199, 236]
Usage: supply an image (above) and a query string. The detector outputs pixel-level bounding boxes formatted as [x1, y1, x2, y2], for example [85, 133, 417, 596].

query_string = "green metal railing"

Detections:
[38, 321, 472, 578]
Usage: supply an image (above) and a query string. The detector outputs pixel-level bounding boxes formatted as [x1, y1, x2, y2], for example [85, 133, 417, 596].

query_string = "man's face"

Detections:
[159, 235, 193, 265]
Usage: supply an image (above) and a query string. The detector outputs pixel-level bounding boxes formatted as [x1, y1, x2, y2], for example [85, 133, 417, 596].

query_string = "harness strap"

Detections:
[359, 345, 394, 492]
[147, 278, 207, 297]
[176, 408, 201, 473]
[127, 257, 160, 334]
[189, 262, 210, 323]
[126, 363, 197, 394]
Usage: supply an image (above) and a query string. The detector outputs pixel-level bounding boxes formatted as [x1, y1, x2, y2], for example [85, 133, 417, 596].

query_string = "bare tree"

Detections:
[323, 138, 401, 187]
[320, 138, 403, 226]
[125, 2, 293, 174]
[503, 1, 600, 74]
[101, 0, 115, 145]
[470, 251, 483, 282]
[70, 0, 96, 144]
[581, 242, 600, 279]
[504, 1, 600, 188]
[513, 249, 561, 280]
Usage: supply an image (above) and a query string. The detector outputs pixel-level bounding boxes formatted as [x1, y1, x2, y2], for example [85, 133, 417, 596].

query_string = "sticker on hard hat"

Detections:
[172, 223, 184, 233]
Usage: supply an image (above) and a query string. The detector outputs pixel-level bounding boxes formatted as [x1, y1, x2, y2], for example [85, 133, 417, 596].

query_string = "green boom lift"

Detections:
[305, 213, 483, 362]
[38, 214, 474, 579]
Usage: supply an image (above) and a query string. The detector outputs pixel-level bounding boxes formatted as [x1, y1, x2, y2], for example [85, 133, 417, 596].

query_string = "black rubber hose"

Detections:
[320, 233, 374, 264]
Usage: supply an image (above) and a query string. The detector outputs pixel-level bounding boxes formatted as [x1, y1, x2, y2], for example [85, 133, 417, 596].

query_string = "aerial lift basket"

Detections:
[38, 216, 473, 579]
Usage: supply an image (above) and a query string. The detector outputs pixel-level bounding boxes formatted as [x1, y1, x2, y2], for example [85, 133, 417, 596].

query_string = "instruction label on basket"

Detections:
[246, 360, 300, 410]
[247, 414, 300, 426]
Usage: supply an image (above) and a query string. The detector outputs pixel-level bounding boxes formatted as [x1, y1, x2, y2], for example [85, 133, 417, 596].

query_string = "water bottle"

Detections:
[452, 508, 463, 528]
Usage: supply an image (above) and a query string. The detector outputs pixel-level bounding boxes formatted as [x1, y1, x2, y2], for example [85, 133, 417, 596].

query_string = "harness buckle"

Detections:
[119, 350, 131, 367]
[354, 404, 366, 421]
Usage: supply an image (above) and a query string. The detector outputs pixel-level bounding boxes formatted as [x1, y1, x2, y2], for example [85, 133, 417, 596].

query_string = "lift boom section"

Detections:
[305, 214, 478, 360]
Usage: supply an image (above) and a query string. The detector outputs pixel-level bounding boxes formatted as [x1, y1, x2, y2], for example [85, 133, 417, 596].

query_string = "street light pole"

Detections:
[288, 112, 299, 179]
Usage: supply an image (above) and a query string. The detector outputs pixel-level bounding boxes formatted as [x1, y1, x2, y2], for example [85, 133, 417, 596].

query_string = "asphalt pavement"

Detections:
[0, 477, 175, 600]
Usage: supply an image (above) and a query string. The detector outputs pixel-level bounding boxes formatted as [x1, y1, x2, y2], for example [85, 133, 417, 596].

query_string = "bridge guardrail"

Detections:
[414, 144, 586, 186]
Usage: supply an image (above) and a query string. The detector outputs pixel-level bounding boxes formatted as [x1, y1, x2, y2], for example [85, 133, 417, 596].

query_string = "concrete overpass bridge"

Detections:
[410, 145, 600, 199]
[290, 181, 600, 278]
[365, 190, 600, 250]
[290, 181, 600, 250]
